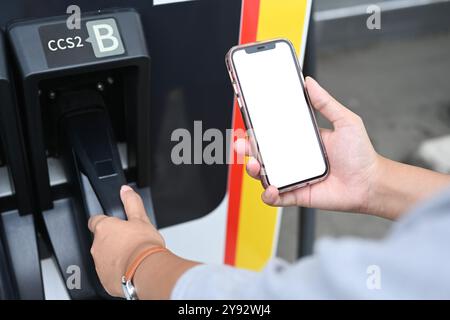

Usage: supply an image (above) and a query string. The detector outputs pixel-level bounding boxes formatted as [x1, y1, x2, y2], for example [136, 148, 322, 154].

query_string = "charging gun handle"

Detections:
[59, 90, 127, 220]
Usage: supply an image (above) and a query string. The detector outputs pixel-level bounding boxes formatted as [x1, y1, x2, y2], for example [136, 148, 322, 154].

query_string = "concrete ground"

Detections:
[277, 31, 450, 262]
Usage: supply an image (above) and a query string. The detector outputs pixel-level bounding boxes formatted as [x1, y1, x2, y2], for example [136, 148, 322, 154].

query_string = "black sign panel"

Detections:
[39, 17, 126, 68]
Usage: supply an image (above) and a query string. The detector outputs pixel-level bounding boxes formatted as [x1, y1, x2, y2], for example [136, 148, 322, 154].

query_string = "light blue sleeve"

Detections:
[171, 188, 450, 299]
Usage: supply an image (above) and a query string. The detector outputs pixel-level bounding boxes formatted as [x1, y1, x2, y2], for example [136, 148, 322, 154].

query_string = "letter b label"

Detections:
[86, 18, 125, 58]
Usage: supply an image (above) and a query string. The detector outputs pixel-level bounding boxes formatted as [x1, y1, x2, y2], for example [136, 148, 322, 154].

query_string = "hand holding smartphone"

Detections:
[226, 39, 329, 193]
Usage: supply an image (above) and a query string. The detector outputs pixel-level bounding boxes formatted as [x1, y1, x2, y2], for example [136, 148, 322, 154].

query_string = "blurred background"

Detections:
[278, 0, 450, 262]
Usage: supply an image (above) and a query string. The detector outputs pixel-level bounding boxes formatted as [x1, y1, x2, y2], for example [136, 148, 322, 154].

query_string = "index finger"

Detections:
[234, 138, 254, 157]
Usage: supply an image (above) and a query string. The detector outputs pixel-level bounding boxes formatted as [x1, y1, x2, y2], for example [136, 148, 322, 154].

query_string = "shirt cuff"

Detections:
[170, 263, 260, 300]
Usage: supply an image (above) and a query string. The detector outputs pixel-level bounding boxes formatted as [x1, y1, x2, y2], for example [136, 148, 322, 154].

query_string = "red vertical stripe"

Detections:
[224, 0, 260, 265]
[240, 0, 261, 44]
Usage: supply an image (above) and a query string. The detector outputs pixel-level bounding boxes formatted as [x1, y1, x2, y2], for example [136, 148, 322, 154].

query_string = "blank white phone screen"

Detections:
[232, 41, 327, 188]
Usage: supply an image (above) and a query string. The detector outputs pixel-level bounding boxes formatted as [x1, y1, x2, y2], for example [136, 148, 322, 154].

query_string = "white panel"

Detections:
[154, 0, 196, 6]
[160, 195, 228, 264]
[300, 0, 313, 65]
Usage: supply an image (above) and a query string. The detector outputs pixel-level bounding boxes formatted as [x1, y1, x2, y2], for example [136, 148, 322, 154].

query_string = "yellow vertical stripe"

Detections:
[236, 161, 279, 270]
[257, 0, 308, 54]
[235, 0, 310, 270]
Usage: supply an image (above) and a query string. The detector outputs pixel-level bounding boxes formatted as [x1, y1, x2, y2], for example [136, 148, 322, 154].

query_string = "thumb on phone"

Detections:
[305, 76, 360, 128]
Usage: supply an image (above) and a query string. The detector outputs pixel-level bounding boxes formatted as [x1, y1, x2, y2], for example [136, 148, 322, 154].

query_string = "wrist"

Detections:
[365, 154, 392, 219]
[365, 155, 422, 220]
[367, 154, 450, 220]
[124, 242, 162, 276]
[132, 248, 199, 300]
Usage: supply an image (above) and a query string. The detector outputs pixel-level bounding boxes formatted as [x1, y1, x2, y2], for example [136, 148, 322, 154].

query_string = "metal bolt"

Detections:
[48, 91, 56, 100]
[106, 77, 114, 85]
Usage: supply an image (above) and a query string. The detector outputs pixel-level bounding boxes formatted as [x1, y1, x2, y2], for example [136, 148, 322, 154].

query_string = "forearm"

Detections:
[133, 250, 199, 300]
[368, 155, 450, 220]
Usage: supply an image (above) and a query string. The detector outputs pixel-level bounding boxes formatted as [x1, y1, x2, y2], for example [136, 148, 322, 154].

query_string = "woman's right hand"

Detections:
[236, 77, 382, 215]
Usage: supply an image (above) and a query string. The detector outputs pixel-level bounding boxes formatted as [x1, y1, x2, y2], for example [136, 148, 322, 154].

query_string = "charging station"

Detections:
[7, 8, 154, 299]
[0, 30, 43, 299]
[0, 0, 313, 299]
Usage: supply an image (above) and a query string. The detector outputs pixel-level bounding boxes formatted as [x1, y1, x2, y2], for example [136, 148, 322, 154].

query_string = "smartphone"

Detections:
[226, 39, 329, 193]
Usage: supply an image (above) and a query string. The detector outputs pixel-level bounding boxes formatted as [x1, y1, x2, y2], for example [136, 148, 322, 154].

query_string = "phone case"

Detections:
[225, 38, 330, 193]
